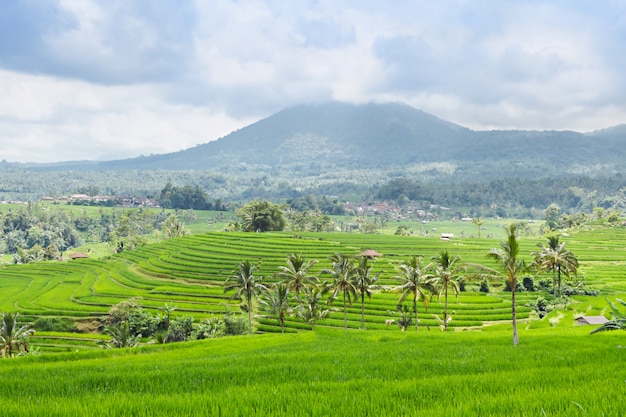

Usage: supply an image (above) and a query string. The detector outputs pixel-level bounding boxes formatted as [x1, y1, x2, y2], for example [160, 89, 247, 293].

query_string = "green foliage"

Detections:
[163, 316, 195, 343]
[158, 183, 225, 210]
[222, 310, 248, 336]
[0, 312, 34, 358]
[104, 300, 157, 338]
[33, 317, 77, 333]
[235, 200, 285, 232]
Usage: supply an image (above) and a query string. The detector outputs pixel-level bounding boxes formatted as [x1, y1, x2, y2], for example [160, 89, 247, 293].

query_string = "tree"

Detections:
[533, 235, 578, 297]
[100, 320, 141, 349]
[354, 256, 381, 330]
[486, 223, 529, 346]
[322, 253, 358, 330]
[472, 217, 485, 238]
[392, 255, 435, 332]
[258, 283, 292, 333]
[0, 312, 34, 357]
[161, 214, 189, 239]
[544, 204, 562, 230]
[431, 251, 464, 331]
[294, 282, 335, 330]
[276, 253, 319, 298]
[235, 200, 285, 232]
[224, 260, 268, 334]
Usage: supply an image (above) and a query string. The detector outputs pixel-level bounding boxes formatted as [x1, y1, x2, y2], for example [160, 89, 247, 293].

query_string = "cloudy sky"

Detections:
[1, 0, 625, 163]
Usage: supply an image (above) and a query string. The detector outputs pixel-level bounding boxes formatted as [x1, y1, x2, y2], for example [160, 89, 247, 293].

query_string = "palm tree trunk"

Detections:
[361, 292, 365, 330]
[413, 298, 419, 332]
[247, 294, 253, 334]
[444, 284, 449, 331]
[511, 282, 519, 346]
[343, 291, 347, 330]
[557, 264, 562, 297]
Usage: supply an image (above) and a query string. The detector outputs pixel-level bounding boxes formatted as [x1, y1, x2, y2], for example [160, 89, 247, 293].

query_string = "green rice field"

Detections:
[1, 224, 626, 415]
[1, 327, 624, 416]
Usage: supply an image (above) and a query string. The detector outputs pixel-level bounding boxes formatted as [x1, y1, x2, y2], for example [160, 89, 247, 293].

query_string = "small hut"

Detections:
[70, 252, 90, 260]
[360, 249, 382, 259]
[575, 315, 609, 326]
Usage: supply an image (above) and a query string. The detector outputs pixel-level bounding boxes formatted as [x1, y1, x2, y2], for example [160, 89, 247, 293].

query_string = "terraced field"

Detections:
[1, 227, 625, 347]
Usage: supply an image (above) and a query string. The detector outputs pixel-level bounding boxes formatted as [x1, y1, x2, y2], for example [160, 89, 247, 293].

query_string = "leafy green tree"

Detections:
[533, 235, 578, 297]
[322, 253, 358, 330]
[104, 299, 157, 338]
[236, 200, 285, 232]
[544, 204, 562, 230]
[486, 223, 530, 346]
[258, 283, 292, 333]
[276, 253, 319, 297]
[224, 260, 268, 334]
[393, 255, 435, 332]
[295, 282, 335, 330]
[0, 312, 34, 358]
[354, 256, 381, 330]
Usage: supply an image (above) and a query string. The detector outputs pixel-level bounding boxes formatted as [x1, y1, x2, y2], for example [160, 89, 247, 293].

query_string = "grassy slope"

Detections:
[1, 326, 625, 416]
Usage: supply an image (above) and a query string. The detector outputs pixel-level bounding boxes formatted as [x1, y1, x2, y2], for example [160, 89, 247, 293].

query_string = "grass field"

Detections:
[1, 326, 624, 416]
[1, 214, 626, 416]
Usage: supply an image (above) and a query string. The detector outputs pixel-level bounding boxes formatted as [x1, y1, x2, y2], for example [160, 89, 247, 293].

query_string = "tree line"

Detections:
[224, 224, 582, 346]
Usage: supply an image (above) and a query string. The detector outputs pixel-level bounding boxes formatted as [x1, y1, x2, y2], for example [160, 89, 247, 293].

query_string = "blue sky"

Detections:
[1, 0, 625, 163]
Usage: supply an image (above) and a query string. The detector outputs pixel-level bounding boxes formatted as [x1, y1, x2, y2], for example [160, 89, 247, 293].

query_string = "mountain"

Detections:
[96, 102, 473, 170]
[22, 101, 626, 176]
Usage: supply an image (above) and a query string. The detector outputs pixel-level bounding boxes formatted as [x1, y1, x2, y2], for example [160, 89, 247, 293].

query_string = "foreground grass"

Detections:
[1, 326, 624, 416]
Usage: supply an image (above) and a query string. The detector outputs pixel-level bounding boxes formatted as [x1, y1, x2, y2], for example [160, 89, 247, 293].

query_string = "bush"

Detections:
[163, 316, 195, 343]
[104, 300, 158, 338]
[479, 279, 490, 293]
[522, 276, 535, 292]
[33, 317, 77, 333]
[222, 312, 248, 336]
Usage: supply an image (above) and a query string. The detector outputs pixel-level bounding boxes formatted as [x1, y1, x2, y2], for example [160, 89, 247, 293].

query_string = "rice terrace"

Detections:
[1, 207, 625, 416]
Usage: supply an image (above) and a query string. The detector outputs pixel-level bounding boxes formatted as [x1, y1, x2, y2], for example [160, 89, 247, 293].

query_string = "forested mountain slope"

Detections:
[17, 101, 626, 177]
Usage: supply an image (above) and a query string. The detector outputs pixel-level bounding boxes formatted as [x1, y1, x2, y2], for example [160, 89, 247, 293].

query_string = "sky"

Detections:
[1, 0, 625, 163]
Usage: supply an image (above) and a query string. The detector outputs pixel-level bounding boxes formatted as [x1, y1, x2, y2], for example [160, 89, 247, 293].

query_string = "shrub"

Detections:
[522, 276, 535, 292]
[222, 312, 248, 336]
[33, 317, 77, 333]
[163, 316, 195, 343]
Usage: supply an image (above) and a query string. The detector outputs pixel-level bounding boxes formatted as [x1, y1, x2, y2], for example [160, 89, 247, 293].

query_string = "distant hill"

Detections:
[19, 101, 626, 176]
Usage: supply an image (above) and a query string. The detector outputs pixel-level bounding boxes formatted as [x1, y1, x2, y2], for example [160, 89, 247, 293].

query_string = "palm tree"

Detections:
[258, 283, 292, 333]
[276, 253, 319, 298]
[472, 217, 485, 238]
[354, 256, 381, 330]
[295, 282, 335, 330]
[533, 235, 578, 297]
[392, 255, 435, 331]
[224, 259, 268, 334]
[322, 253, 358, 330]
[486, 223, 529, 346]
[0, 312, 34, 358]
[432, 251, 464, 331]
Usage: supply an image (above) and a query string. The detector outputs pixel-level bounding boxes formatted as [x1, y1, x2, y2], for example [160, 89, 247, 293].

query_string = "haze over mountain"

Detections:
[13, 101, 626, 178]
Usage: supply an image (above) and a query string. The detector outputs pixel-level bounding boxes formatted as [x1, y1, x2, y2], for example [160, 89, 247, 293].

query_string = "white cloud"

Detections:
[0, 0, 625, 162]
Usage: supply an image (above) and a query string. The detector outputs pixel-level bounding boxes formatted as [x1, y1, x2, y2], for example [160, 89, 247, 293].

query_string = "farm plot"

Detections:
[0, 228, 624, 343]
